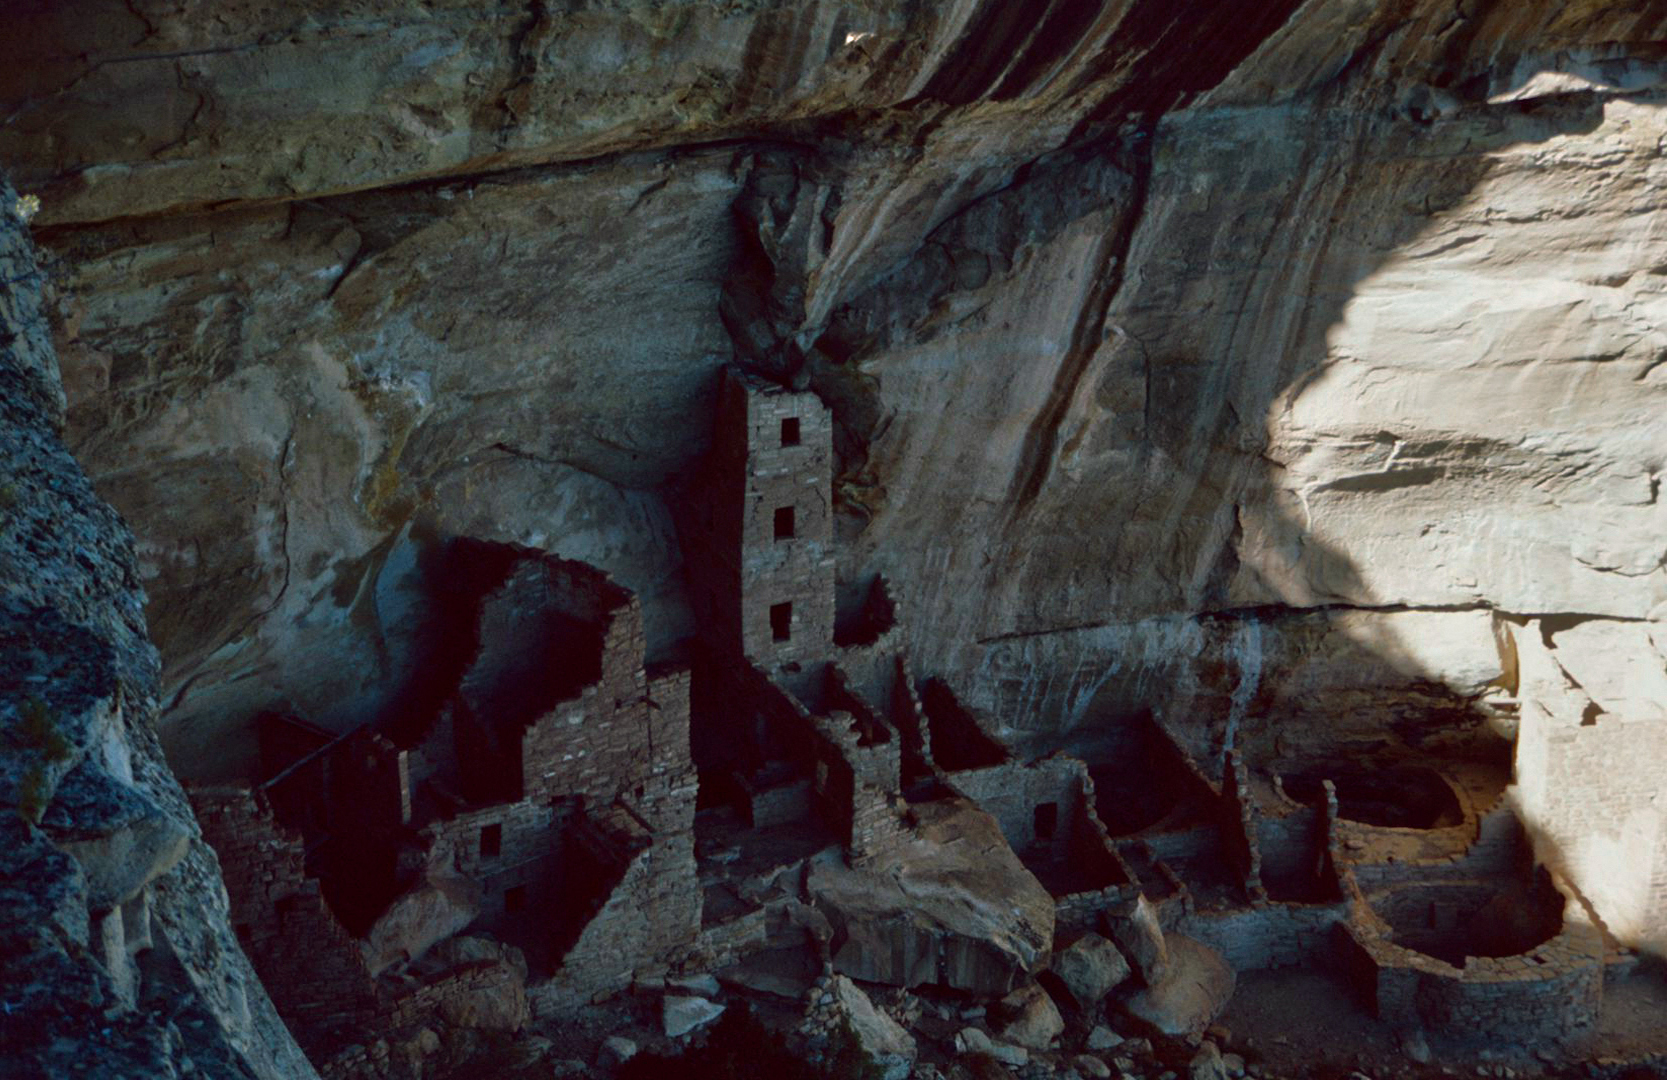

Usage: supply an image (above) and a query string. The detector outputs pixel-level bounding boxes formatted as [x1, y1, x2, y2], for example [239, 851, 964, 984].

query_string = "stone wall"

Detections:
[1346, 799, 1524, 892]
[682, 368, 837, 680]
[1511, 619, 1667, 957]
[808, 704, 906, 866]
[1336, 887, 1603, 1043]
[1179, 901, 1348, 971]
[1252, 784, 1335, 903]
[190, 787, 379, 1055]
[950, 755, 1094, 862]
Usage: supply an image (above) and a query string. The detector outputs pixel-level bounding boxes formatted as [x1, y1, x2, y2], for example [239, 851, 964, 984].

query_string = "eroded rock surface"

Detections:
[6, 3, 1659, 827]
[0, 172, 315, 1080]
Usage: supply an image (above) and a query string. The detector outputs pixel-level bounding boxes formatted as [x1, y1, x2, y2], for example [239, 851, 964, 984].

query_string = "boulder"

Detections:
[987, 1042, 1029, 1068]
[809, 799, 1053, 996]
[1122, 936, 1235, 1037]
[663, 995, 725, 1038]
[997, 983, 1064, 1050]
[830, 974, 917, 1073]
[598, 1036, 638, 1068]
[667, 973, 722, 997]
[1108, 894, 1169, 984]
[1077, 1054, 1113, 1079]
[420, 937, 528, 1033]
[1086, 1025, 1123, 1051]
[1189, 1041, 1228, 1080]
[1052, 933, 1131, 1009]
[359, 875, 480, 976]
[1399, 1028, 1432, 1065]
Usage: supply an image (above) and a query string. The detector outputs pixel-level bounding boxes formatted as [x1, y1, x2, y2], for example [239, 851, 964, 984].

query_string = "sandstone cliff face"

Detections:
[5, 0, 1666, 961]
[0, 175, 316, 1079]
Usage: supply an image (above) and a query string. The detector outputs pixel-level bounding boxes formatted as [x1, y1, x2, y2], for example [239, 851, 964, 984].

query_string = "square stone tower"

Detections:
[684, 368, 836, 678]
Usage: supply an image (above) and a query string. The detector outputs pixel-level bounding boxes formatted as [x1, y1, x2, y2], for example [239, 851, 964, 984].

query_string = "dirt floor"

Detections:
[1217, 964, 1667, 1080]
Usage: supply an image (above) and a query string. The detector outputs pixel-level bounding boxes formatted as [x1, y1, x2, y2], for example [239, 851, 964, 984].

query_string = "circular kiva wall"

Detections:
[1282, 763, 1463, 830]
[1372, 874, 1563, 967]
[1339, 871, 1604, 1042]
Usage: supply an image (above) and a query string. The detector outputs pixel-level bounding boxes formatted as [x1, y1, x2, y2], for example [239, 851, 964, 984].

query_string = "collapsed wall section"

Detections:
[190, 788, 378, 1055]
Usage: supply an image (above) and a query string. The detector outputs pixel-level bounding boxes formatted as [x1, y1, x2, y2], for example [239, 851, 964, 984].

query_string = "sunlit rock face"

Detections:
[6, 0, 1666, 949]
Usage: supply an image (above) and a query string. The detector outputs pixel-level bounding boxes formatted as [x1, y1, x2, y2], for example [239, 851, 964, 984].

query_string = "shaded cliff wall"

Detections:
[0, 175, 317, 1077]
[4, 0, 1665, 947]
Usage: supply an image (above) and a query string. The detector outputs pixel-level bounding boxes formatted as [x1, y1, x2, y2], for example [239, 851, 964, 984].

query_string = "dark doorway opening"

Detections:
[1034, 802, 1058, 842]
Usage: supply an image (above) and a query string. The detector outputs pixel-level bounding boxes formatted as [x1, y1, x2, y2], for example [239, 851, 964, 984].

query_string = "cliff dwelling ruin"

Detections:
[175, 371, 1649, 1079]
[5, 5, 1667, 1080]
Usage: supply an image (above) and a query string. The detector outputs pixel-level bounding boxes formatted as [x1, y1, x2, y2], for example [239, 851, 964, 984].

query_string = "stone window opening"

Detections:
[480, 823, 502, 859]
[780, 417, 800, 446]
[504, 884, 526, 913]
[771, 602, 792, 642]
[774, 506, 795, 540]
[1033, 802, 1058, 842]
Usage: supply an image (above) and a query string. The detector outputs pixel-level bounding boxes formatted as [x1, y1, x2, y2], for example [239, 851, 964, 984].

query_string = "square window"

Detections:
[479, 823, 502, 859]
[770, 602, 792, 642]
[774, 505, 795, 540]
[780, 417, 800, 446]
[504, 884, 526, 913]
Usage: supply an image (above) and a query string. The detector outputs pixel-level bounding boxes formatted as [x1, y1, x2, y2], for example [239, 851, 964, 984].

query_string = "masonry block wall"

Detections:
[1180, 901, 1347, 970]
[1336, 889, 1603, 1043]
[684, 368, 836, 678]
[1220, 750, 1264, 901]
[201, 547, 706, 1044]
[1517, 697, 1667, 957]
[950, 756, 1090, 862]
[190, 787, 378, 1055]
[887, 656, 937, 785]
[1510, 620, 1667, 958]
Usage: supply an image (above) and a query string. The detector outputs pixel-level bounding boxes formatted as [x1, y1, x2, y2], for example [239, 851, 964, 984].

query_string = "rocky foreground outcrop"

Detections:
[0, 173, 315, 1079]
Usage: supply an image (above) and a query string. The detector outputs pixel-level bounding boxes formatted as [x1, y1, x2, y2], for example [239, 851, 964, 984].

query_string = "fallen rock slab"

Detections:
[1052, 932, 1131, 1009]
[1108, 893, 1169, 984]
[663, 995, 725, 1038]
[597, 1036, 637, 1068]
[359, 875, 480, 977]
[809, 798, 1053, 996]
[830, 975, 916, 1079]
[1190, 1040, 1228, 1080]
[1086, 1025, 1123, 1051]
[997, 983, 1063, 1050]
[1122, 935, 1235, 1037]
